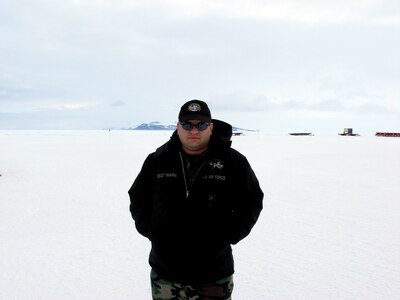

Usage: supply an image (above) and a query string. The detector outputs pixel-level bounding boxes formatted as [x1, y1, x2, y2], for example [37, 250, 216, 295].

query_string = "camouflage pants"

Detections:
[150, 269, 234, 300]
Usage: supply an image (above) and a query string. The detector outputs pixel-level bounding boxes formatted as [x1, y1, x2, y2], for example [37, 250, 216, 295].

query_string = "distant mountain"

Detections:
[232, 126, 257, 132]
[125, 121, 256, 132]
[129, 121, 176, 130]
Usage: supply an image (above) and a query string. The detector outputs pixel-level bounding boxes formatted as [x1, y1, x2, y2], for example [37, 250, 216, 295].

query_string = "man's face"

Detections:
[177, 120, 213, 155]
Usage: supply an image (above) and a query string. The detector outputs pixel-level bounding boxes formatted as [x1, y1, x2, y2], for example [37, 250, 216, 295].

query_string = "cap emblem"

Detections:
[188, 103, 201, 112]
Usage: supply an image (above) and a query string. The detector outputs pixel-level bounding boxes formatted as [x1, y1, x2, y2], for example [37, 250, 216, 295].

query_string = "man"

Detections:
[129, 100, 263, 299]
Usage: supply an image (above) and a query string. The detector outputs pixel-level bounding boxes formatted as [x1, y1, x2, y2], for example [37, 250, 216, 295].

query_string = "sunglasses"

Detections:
[180, 122, 210, 131]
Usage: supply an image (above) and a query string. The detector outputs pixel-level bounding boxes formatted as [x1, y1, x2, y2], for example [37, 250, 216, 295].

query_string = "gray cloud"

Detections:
[110, 101, 126, 107]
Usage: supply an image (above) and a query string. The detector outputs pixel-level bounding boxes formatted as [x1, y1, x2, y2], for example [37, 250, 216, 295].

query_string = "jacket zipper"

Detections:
[179, 152, 207, 199]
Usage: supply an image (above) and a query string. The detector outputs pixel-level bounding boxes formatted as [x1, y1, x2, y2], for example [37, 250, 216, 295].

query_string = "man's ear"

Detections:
[209, 122, 214, 133]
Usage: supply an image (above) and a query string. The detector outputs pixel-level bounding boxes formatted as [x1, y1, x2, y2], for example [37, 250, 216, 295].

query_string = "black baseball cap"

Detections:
[178, 100, 212, 122]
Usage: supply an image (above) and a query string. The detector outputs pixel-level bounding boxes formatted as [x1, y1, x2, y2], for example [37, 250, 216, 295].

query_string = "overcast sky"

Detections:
[1, 0, 399, 133]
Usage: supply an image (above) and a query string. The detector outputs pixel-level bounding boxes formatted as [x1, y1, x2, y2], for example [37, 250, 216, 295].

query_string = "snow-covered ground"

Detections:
[1, 130, 399, 300]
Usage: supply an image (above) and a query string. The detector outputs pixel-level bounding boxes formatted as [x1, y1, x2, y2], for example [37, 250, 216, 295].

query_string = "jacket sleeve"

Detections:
[229, 152, 264, 245]
[128, 154, 154, 238]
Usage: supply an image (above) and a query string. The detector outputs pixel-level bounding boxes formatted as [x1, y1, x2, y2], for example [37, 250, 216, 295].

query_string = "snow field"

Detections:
[1, 130, 399, 299]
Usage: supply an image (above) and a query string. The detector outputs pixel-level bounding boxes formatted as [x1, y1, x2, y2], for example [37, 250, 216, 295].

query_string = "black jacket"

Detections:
[129, 120, 263, 284]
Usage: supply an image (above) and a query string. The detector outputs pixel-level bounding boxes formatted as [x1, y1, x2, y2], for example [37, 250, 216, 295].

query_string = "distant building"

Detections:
[289, 132, 313, 136]
[339, 128, 360, 136]
[375, 132, 400, 137]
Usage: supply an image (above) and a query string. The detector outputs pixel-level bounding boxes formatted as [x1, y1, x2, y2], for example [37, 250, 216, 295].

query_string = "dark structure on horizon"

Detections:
[289, 132, 313, 136]
[375, 132, 400, 137]
[339, 128, 360, 136]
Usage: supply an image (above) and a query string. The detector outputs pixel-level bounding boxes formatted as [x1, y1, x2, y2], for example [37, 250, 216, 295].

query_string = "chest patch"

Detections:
[209, 159, 224, 170]
[156, 172, 178, 179]
[202, 174, 226, 181]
